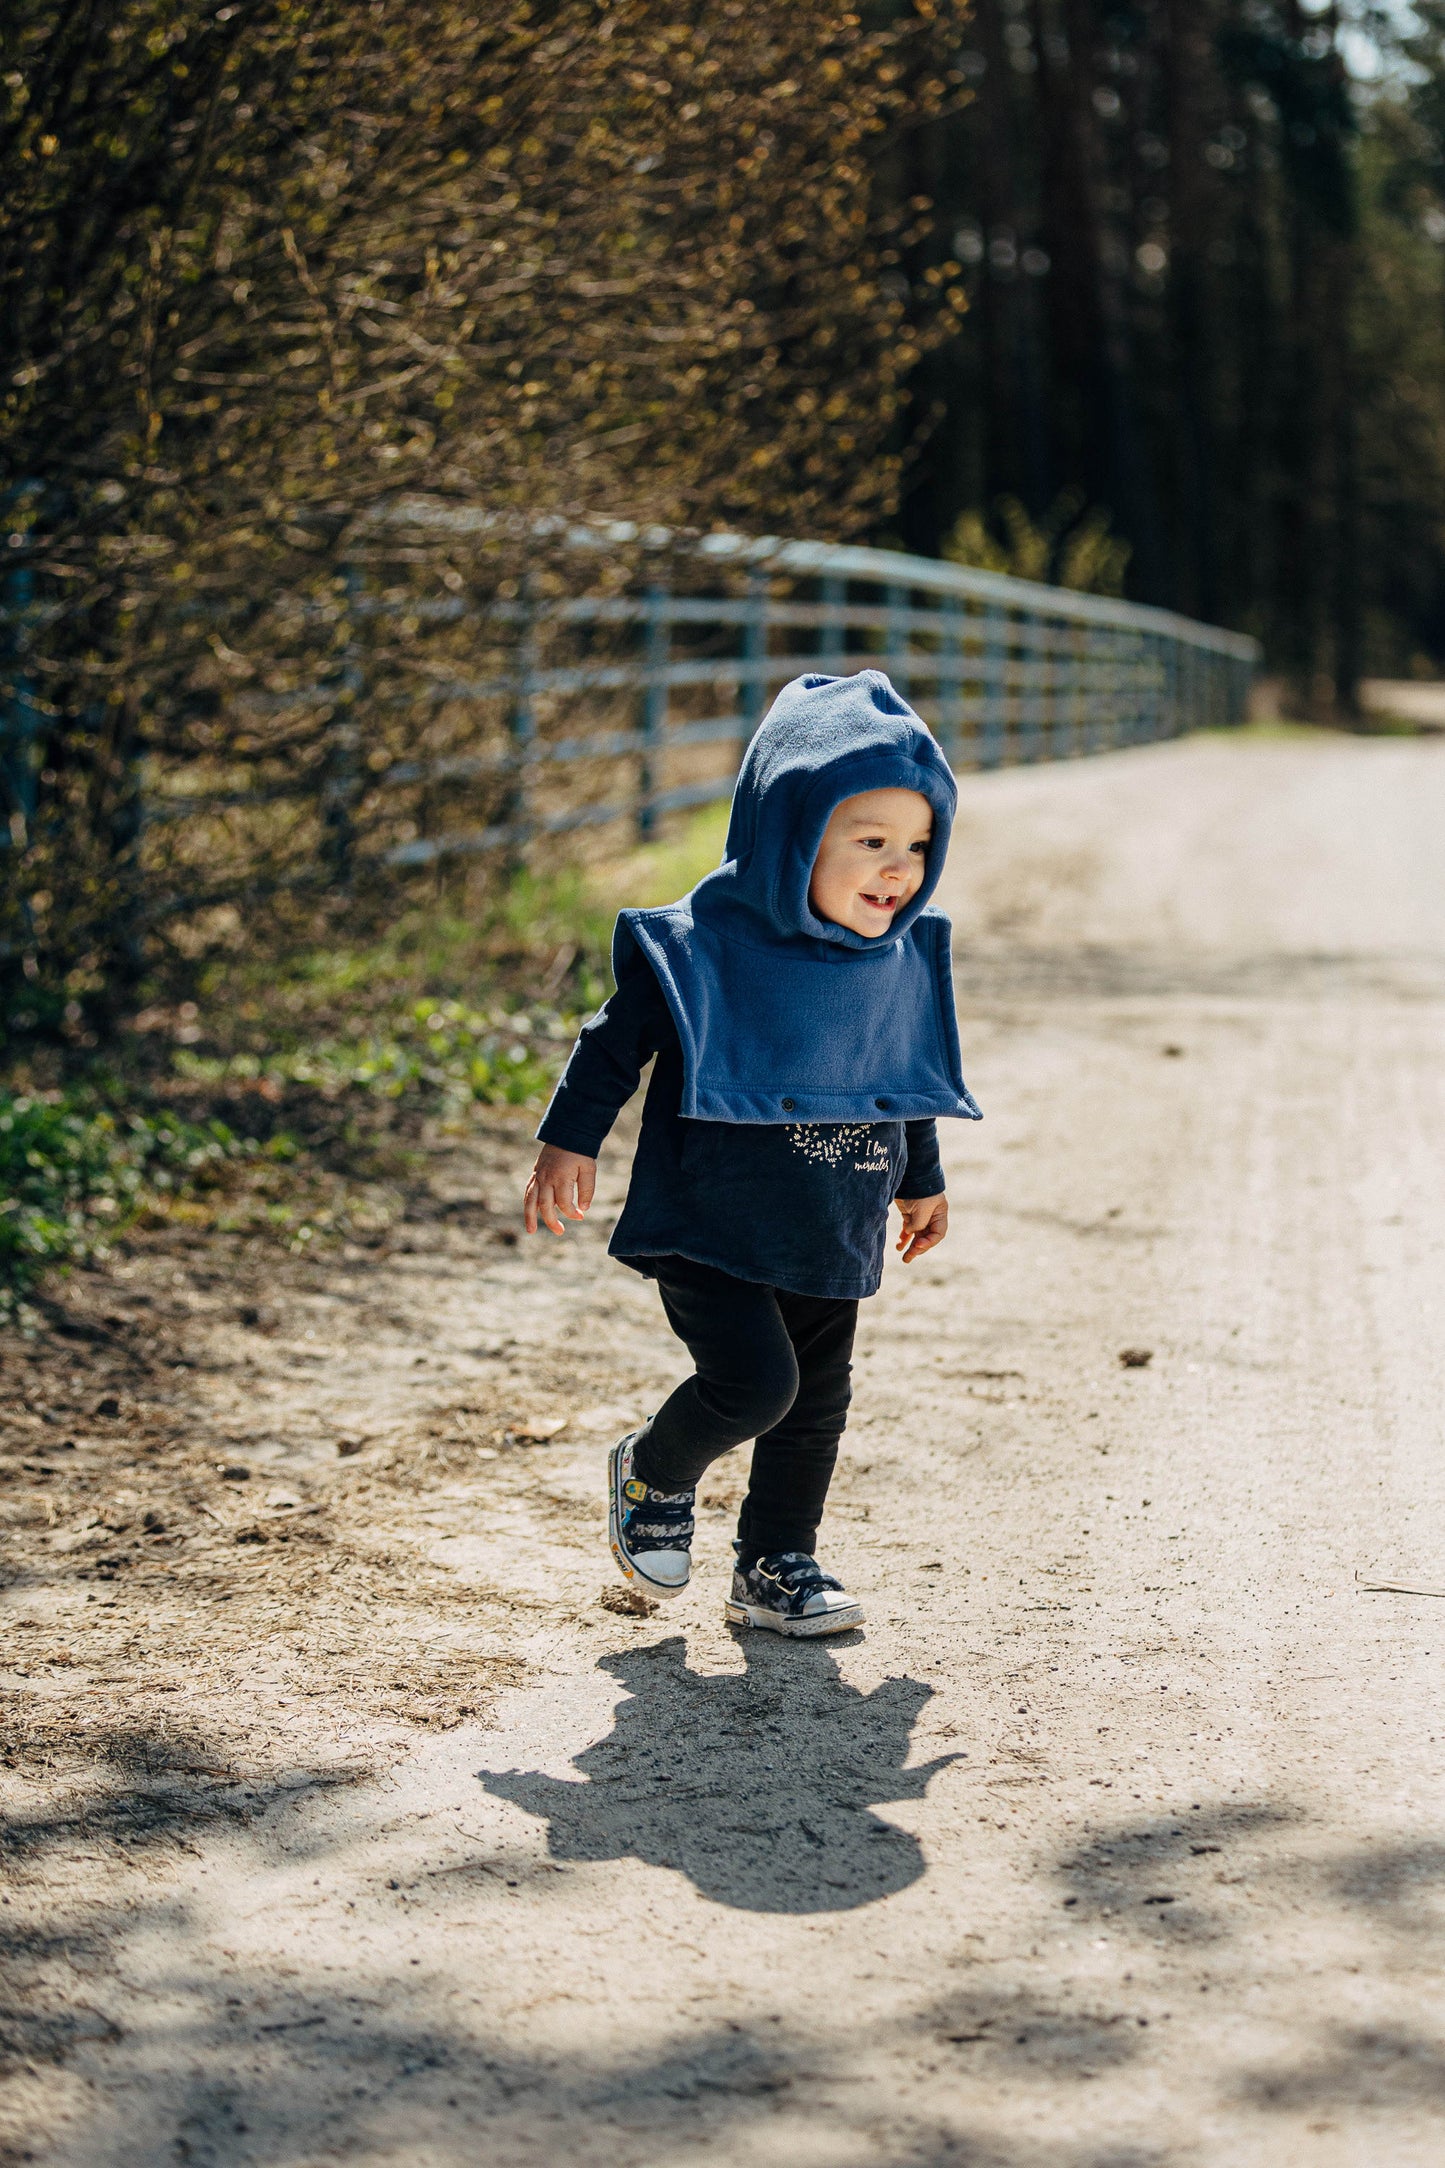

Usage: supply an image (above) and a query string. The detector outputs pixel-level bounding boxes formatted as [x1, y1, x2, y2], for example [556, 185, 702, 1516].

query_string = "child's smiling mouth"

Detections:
[859, 891, 901, 913]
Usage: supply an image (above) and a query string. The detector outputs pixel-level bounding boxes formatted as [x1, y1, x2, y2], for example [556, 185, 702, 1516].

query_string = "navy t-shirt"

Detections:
[536, 968, 946, 1301]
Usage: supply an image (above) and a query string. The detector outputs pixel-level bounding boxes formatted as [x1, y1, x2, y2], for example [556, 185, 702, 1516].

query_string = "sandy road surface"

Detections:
[6, 728, 1445, 2168]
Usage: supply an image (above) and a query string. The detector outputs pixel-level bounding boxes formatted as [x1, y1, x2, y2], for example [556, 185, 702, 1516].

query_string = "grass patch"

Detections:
[171, 997, 569, 1114]
[187, 803, 728, 1050]
[1202, 719, 1338, 742]
[0, 807, 732, 1311]
[169, 802, 731, 1103]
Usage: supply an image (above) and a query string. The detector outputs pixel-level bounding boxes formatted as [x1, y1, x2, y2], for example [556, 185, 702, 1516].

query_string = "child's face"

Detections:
[807, 787, 934, 938]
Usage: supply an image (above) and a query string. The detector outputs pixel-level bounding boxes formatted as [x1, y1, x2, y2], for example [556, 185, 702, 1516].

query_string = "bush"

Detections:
[1, 0, 963, 1024]
[943, 492, 1131, 597]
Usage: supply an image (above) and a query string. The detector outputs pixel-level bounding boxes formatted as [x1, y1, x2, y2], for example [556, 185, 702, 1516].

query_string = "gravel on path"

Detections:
[5, 728, 1445, 2168]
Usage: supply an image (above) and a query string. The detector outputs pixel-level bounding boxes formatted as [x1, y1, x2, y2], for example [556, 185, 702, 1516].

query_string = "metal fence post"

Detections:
[637, 582, 669, 839]
[320, 564, 365, 887]
[885, 582, 910, 699]
[1127, 631, 1146, 746]
[1148, 632, 1164, 742]
[1068, 621, 1087, 758]
[820, 574, 845, 666]
[0, 492, 41, 856]
[504, 574, 539, 860]
[1130, 631, 1144, 744]
[1199, 643, 1212, 731]
[1102, 629, 1119, 748]
[938, 593, 965, 761]
[1048, 617, 1071, 762]
[738, 570, 769, 741]
[1094, 627, 1114, 751]
[1019, 612, 1043, 763]
[981, 605, 1008, 769]
[108, 695, 149, 986]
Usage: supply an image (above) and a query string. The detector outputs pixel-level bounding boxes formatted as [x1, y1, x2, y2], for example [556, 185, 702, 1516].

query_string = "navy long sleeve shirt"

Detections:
[536, 967, 947, 1301]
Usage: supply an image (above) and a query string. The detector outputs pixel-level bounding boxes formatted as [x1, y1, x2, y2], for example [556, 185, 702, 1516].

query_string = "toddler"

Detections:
[524, 670, 979, 1636]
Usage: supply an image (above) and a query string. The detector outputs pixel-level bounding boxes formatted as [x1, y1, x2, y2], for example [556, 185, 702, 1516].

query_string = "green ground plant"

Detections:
[178, 805, 729, 1096]
[0, 1092, 262, 1316]
[0, 807, 730, 1310]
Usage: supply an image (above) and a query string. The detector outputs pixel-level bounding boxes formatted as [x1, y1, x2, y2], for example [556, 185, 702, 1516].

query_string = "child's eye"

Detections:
[910, 840, 929, 854]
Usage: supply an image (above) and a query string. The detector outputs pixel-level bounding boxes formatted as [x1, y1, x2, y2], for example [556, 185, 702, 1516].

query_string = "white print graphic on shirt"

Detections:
[785, 1123, 892, 1175]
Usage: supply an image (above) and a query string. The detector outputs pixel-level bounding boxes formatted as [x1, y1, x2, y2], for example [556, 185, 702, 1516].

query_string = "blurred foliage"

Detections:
[895, 1, 1445, 712]
[0, 0, 966, 1028]
[942, 491, 1130, 595]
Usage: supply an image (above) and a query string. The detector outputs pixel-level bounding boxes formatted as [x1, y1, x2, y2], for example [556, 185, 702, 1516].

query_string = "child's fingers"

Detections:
[556, 1167, 587, 1221]
[898, 1198, 948, 1262]
[526, 1151, 593, 1234]
[544, 1154, 596, 1222]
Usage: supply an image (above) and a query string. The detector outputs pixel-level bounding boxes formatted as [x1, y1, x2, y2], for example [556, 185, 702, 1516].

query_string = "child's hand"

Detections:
[524, 1145, 597, 1236]
[895, 1192, 948, 1263]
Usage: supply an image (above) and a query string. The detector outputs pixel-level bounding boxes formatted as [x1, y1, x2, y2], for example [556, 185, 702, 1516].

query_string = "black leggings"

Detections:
[629, 1254, 858, 1568]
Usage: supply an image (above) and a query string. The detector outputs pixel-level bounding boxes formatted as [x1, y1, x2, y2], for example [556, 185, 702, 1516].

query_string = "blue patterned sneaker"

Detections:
[724, 1549, 863, 1638]
[608, 1433, 694, 1598]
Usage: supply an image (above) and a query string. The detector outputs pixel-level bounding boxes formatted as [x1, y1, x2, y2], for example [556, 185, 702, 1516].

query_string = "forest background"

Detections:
[0, 0, 1443, 1304]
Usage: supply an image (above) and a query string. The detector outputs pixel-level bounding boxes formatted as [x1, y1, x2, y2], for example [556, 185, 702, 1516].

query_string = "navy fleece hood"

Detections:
[612, 670, 982, 1126]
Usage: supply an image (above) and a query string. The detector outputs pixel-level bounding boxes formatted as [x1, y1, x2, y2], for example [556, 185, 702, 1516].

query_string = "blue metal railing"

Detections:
[2, 521, 1259, 893]
[372, 533, 1258, 867]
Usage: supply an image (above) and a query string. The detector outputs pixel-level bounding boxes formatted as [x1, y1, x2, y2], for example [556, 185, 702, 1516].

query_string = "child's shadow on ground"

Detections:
[478, 1633, 960, 1913]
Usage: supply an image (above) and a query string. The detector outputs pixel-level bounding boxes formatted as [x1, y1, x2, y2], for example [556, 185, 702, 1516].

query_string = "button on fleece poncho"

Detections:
[612, 669, 981, 1125]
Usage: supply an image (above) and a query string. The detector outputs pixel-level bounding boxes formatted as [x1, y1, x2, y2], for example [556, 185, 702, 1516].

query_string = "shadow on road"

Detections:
[478, 1631, 961, 1911]
[16, 1741, 1445, 2164]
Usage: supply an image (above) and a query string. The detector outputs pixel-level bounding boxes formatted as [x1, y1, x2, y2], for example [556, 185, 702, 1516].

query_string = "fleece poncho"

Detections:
[612, 669, 981, 1127]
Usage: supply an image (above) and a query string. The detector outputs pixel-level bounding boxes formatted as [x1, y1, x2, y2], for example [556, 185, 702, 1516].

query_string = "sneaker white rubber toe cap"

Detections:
[802, 1586, 863, 1624]
[724, 1586, 865, 1637]
[610, 1536, 690, 1596]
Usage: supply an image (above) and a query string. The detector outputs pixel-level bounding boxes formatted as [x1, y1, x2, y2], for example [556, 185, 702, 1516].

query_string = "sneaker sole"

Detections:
[723, 1598, 864, 1638]
[608, 1441, 689, 1599]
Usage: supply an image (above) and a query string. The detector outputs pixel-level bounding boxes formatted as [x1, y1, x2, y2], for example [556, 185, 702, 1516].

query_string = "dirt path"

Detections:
[7, 728, 1445, 2168]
